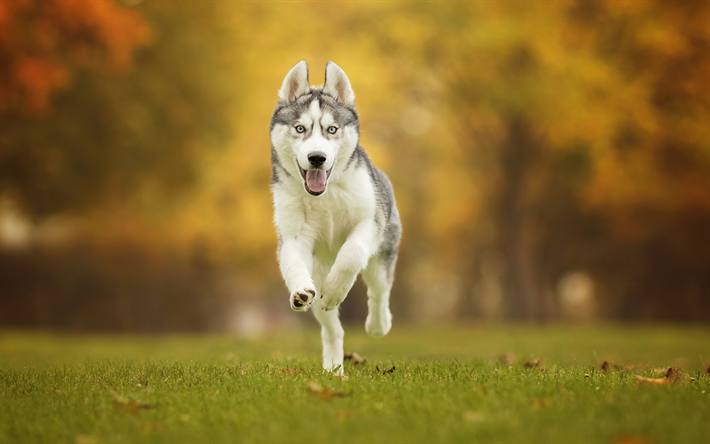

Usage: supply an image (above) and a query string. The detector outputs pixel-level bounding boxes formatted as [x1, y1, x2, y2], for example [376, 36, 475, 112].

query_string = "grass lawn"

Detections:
[1, 324, 709, 443]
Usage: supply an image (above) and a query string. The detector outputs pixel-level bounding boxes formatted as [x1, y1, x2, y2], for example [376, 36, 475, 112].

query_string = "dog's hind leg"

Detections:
[362, 256, 395, 337]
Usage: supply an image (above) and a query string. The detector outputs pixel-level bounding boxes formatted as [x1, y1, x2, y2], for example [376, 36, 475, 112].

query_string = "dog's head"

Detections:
[270, 61, 359, 196]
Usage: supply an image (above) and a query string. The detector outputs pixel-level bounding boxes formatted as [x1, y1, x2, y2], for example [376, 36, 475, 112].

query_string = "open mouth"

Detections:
[298, 166, 332, 196]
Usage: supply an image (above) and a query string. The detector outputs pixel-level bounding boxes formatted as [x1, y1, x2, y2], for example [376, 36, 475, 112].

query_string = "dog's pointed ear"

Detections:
[278, 61, 310, 102]
[323, 61, 355, 105]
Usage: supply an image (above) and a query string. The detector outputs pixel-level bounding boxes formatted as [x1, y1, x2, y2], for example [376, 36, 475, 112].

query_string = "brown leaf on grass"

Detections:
[281, 369, 296, 375]
[113, 395, 152, 411]
[524, 358, 541, 368]
[373, 365, 395, 375]
[498, 353, 516, 365]
[635, 367, 688, 386]
[306, 381, 347, 398]
[635, 375, 670, 386]
[332, 372, 349, 381]
[344, 352, 366, 365]
[600, 361, 634, 372]
[664, 367, 688, 384]
[614, 364, 635, 371]
[636, 367, 689, 386]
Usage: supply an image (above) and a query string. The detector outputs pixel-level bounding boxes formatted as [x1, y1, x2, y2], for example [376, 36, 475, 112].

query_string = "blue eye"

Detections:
[327, 126, 338, 134]
[295, 125, 305, 133]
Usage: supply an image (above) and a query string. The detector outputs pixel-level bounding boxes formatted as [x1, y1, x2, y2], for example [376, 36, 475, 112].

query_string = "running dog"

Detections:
[270, 61, 401, 371]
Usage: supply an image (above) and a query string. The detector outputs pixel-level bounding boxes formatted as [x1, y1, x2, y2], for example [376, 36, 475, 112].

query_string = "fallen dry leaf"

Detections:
[306, 381, 347, 398]
[665, 367, 688, 384]
[614, 364, 635, 371]
[635, 375, 670, 386]
[344, 352, 366, 365]
[524, 358, 542, 368]
[601, 361, 634, 371]
[636, 367, 688, 386]
[332, 372, 349, 381]
[281, 369, 296, 375]
[113, 395, 151, 411]
[373, 365, 396, 375]
[498, 353, 516, 365]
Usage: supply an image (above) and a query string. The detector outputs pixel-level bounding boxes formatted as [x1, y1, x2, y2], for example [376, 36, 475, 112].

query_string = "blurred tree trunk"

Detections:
[494, 115, 547, 321]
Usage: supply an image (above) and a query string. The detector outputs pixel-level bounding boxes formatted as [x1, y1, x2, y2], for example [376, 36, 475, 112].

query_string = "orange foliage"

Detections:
[0, 0, 151, 116]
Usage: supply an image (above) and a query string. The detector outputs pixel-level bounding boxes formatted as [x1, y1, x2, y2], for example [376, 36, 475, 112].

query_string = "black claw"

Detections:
[320, 295, 324, 299]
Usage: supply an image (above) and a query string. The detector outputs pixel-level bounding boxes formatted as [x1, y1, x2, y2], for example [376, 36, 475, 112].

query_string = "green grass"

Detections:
[1, 324, 709, 443]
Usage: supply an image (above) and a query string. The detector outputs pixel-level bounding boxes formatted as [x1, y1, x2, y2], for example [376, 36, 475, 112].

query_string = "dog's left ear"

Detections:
[323, 62, 355, 105]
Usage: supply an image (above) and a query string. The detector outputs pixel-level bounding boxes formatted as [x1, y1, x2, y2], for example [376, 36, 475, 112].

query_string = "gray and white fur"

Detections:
[270, 61, 401, 371]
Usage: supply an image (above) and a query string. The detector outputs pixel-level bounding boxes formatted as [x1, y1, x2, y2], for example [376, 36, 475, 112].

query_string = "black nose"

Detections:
[308, 152, 327, 167]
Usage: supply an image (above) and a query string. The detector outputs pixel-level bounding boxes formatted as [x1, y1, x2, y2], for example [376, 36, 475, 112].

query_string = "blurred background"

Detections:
[0, 0, 708, 334]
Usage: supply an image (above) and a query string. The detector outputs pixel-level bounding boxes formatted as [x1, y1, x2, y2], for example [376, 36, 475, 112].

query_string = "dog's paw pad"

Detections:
[290, 288, 316, 312]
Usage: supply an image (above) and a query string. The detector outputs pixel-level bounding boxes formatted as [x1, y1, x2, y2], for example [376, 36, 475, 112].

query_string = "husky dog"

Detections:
[270, 61, 401, 371]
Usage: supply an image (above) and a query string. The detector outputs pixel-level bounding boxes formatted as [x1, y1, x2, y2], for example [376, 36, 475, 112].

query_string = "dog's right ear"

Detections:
[278, 61, 310, 103]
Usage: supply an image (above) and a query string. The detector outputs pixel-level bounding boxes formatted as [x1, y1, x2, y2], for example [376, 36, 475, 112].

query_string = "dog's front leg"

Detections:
[279, 237, 317, 311]
[320, 221, 377, 311]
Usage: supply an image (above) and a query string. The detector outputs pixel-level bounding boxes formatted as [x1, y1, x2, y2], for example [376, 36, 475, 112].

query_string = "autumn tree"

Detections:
[0, 0, 239, 218]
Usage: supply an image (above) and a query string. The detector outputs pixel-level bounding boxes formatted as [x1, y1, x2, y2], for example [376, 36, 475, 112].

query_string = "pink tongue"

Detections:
[306, 170, 327, 193]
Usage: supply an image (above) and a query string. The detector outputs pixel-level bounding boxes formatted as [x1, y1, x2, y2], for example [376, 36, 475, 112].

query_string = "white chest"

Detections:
[273, 168, 375, 261]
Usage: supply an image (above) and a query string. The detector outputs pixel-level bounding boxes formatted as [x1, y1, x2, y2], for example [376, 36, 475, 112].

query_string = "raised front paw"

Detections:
[290, 287, 316, 312]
